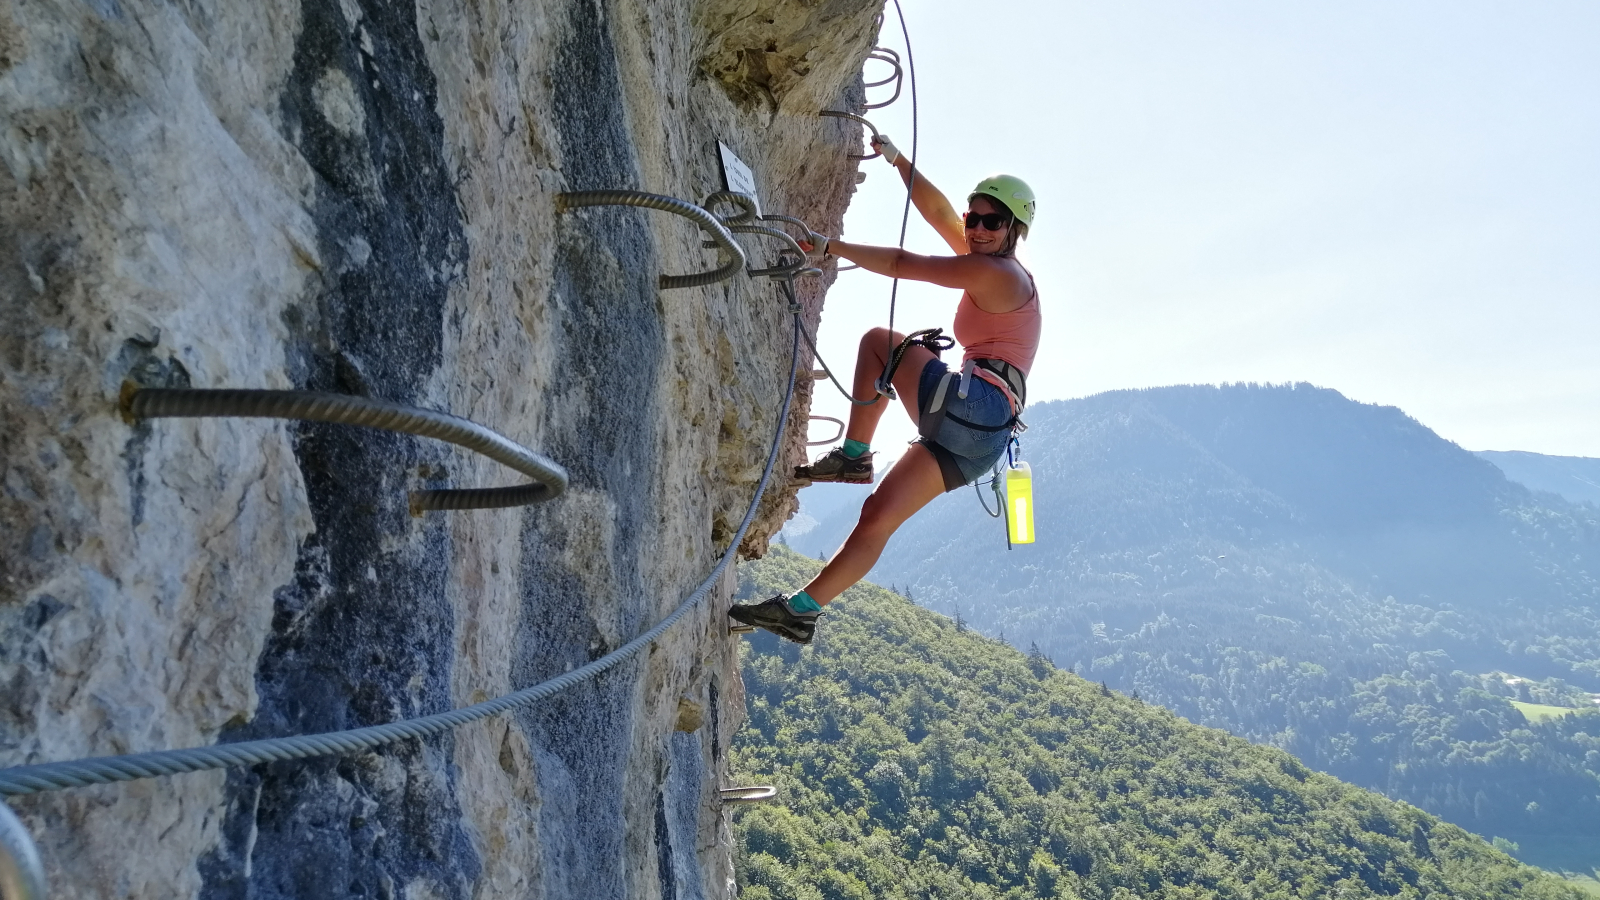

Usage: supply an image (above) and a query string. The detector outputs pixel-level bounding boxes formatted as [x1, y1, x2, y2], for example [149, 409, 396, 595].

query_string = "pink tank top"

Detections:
[953, 271, 1041, 376]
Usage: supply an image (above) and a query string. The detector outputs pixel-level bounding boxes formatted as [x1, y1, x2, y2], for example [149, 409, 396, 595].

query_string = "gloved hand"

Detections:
[801, 231, 830, 258]
[870, 133, 900, 165]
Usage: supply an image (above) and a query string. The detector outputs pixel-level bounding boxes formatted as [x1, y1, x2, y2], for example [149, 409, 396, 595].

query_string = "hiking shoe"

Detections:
[728, 593, 822, 644]
[794, 447, 873, 484]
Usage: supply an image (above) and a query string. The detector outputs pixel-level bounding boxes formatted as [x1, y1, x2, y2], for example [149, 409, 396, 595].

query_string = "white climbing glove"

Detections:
[803, 231, 830, 258]
[871, 133, 900, 165]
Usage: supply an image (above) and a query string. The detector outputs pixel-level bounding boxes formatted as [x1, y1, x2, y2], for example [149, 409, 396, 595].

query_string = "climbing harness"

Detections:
[0, 315, 804, 799]
[0, 801, 44, 900]
[821, 8, 1040, 550]
[916, 356, 1028, 444]
[120, 386, 568, 514]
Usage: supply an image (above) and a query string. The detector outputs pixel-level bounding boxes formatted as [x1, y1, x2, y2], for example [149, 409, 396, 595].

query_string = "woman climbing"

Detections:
[729, 135, 1040, 644]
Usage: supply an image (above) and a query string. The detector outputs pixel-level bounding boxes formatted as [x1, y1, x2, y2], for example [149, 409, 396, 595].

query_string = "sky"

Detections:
[802, 0, 1600, 462]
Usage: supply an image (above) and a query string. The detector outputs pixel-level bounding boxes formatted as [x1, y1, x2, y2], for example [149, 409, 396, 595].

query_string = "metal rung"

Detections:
[729, 624, 756, 635]
[862, 48, 903, 109]
[556, 190, 746, 289]
[819, 110, 882, 161]
[122, 386, 568, 514]
[720, 785, 778, 804]
[807, 415, 845, 447]
[0, 800, 45, 900]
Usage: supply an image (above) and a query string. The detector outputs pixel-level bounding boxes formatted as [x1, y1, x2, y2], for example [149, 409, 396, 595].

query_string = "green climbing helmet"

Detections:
[969, 174, 1037, 228]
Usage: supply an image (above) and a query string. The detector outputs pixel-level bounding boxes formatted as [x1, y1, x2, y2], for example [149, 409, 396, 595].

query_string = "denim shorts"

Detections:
[916, 358, 1014, 491]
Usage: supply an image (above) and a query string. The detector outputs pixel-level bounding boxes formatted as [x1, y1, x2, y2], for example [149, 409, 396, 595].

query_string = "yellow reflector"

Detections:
[1005, 461, 1035, 545]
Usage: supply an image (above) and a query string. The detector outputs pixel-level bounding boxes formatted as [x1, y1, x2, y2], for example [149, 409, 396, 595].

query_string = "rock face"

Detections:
[0, 0, 878, 896]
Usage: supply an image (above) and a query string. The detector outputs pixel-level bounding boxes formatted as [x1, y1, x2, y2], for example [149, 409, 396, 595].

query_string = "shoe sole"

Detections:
[728, 607, 817, 645]
[793, 468, 872, 484]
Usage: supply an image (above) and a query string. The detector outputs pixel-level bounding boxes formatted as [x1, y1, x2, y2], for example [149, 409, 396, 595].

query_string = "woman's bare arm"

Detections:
[827, 239, 1031, 311]
[875, 138, 968, 255]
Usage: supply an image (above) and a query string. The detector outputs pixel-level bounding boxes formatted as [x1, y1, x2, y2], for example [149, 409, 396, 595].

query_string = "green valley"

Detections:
[730, 548, 1586, 900]
[781, 385, 1600, 868]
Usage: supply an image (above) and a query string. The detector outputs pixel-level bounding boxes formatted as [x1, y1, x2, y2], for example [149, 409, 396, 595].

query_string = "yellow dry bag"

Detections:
[1005, 461, 1035, 545]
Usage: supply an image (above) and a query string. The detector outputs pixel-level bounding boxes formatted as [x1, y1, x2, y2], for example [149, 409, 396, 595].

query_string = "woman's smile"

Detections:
[964, 197, 1011, 255]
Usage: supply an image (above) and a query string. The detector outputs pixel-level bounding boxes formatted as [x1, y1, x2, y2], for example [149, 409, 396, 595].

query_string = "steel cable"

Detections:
[556, 191, 747, 289]
[782, 278, 878, 408]
[883, 0, 919, 393]
[121, 387, 568, 513]
[726, 225, 809, 279]
[0, 319, 802, 798]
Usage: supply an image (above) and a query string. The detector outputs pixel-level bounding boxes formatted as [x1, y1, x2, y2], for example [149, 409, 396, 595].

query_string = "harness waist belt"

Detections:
[973, 358, 1027, 411]
[919, 358, 1027, 443]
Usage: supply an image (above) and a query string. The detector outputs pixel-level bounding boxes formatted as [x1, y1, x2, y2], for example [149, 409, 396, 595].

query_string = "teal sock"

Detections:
[787, 590, 822, 613]
[842, 439, 870, 459]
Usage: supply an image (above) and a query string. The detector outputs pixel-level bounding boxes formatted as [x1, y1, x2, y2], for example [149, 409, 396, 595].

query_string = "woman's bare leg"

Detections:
[844, 327, 938, 445]
[802, 444, 946, 604]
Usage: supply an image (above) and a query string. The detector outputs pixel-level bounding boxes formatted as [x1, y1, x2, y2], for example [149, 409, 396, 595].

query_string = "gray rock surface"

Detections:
[0, 0, 880, 895]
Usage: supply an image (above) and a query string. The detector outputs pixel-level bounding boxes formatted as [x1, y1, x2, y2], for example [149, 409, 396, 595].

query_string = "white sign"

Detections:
[717, 141, 760, 209]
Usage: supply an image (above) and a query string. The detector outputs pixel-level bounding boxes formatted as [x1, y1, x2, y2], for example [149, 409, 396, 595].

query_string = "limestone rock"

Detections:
[0, 0, 882, 895]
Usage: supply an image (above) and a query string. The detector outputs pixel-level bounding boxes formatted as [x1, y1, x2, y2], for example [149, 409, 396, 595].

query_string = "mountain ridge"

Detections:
[778, 383, 1600, 869]
[1476, 450, 1600, 509]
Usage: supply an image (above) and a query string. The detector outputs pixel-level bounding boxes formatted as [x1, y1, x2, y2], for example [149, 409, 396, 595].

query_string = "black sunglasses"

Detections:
[964, 211, 1012, 230]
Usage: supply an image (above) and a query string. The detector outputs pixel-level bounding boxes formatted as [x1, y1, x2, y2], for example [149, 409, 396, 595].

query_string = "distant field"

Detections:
[1510, 700, 1577, 723]
[1496, 830, 1600, 895]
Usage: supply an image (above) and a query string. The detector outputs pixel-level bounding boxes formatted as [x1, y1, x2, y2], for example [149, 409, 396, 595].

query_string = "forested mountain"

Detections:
[1477, 450, 1600, 509]
[781, 384, 1600, 873]
[731, 548, 1587, 900]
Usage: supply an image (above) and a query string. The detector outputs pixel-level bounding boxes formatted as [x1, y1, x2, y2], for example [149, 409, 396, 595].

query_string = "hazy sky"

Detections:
[804, 0, 1599, 461]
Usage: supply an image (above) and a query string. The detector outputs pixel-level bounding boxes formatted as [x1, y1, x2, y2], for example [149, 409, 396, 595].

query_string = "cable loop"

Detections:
[701, 191, 760, 225]
[806, 416, 846, 447]
[121, 386, 568, 513]
[756, 214, 813, 235]
[862, 49, 904, 109]
[864, 48, 901, 87]
[0, 320, 804, 798]
[556, 190, 746, 289]
[726, 225, 810, 280]
[0, 801, 44, 900]
[719, 785, 778, 805]
[818, 110, 882, 161]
